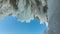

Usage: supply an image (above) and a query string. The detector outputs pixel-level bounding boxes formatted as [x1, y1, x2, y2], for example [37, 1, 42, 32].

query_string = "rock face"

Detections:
[10, 0, 18, 9]
[48, 0, 60, 34]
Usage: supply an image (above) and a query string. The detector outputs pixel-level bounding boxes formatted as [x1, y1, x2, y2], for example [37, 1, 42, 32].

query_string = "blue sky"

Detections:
[0, 16, 46, 34]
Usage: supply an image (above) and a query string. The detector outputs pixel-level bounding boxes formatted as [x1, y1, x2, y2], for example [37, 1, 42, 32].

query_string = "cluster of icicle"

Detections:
[0, 0, 48, 26]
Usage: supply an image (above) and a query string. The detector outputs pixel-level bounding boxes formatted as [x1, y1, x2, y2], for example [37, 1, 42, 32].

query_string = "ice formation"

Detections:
[0, 0, 48, 26]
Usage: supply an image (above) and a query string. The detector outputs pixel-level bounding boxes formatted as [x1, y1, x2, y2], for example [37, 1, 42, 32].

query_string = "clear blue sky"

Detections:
[0, 16, 46, 34]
